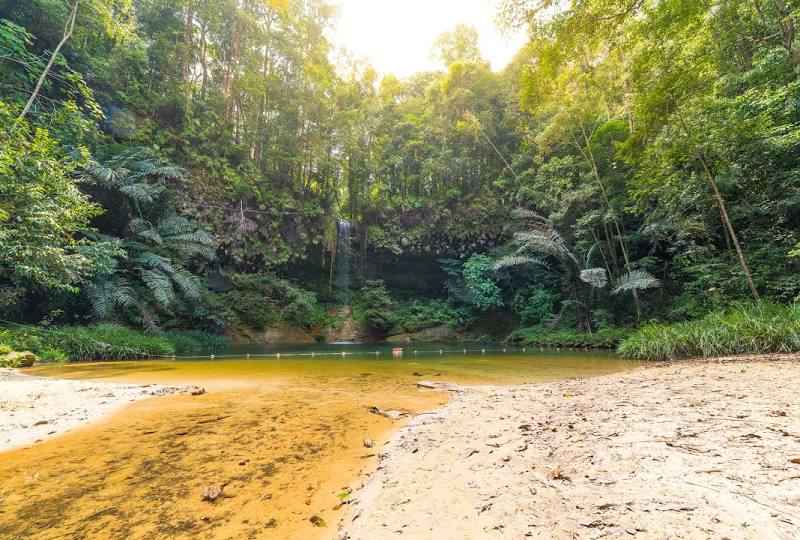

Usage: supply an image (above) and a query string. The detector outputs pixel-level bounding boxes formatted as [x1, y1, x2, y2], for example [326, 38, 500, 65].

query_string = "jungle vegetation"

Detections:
[1, 0, 799, 360]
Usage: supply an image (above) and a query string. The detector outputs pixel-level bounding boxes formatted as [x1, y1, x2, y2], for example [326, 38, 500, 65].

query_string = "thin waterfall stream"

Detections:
[333, 219, 359, 343]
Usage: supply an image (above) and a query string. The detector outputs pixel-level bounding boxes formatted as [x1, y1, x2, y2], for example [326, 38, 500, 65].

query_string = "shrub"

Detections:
[512, 286, 558, 326]
[158, 330, 229, 353]
[392, 300, 459, 333]
[0, 324, 232, 362]
[617, 301, 800, 360]
[462, 254, 503, 311]
[221, 273, 321, 329]
[507, 327, 631, 348]
[354, 280, 395, 331]
[0, 343, 11, 355]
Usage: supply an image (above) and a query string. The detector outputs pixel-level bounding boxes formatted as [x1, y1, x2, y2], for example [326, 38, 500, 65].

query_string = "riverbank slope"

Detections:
[343, 354, 800, 539]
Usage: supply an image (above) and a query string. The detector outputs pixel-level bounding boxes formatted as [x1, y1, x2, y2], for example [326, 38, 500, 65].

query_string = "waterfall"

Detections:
[335, 219, 353, 304]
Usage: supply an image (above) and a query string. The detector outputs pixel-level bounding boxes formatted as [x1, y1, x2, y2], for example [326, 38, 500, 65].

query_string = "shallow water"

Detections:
[1, 345, 637, 540]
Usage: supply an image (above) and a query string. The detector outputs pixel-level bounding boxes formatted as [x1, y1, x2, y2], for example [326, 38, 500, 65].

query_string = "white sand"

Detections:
[343, 356, 800, 539]
[0, 368, 193, 452]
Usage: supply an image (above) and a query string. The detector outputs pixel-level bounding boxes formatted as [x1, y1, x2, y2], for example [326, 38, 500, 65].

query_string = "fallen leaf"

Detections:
[309, 515, 327, 527]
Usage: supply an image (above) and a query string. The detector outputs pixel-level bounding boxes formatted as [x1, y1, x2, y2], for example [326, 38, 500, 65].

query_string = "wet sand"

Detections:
[0, 351, 634, 539]
[0, 368, 189, 451]
[343, 355, 800, 540]
[0, 373, 445, 539]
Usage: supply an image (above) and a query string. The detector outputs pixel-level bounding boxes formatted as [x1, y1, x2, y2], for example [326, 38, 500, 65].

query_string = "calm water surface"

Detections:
[29, 342, 637, 387]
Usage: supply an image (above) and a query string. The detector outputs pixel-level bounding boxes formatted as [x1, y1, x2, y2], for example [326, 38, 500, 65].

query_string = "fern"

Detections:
[139, 268, 176, 307]
[81, 148, 215, 328]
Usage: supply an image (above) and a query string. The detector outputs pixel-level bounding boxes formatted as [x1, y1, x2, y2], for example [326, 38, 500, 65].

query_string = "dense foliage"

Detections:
[0, 323, 228, 363]
[618, 302, 800, 360]
[1, 0, 799, 357]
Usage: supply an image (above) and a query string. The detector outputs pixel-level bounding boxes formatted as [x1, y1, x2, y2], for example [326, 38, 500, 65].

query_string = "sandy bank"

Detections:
[343, 355, 800, 539]
[0, 367, 196, 452]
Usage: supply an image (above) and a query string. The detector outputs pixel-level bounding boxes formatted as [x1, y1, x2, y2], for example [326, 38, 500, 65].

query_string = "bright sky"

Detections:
[328, 0, 527, 78]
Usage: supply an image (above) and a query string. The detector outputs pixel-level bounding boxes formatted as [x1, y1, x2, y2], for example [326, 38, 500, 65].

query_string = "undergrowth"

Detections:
[617, 302, 800, 360]
[0, 324, 229, 363]
[506, 327, 631, 348]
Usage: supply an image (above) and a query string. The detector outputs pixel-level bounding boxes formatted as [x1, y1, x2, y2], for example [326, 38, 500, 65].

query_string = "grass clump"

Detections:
[0, 324, 229, 362]
[617, 302, 800, 360]
[506, 327, 631, 348]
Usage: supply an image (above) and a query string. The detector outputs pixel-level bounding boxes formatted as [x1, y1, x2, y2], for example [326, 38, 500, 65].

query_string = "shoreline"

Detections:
[342, 354, 800, 539]
[0, 367, 198, 452]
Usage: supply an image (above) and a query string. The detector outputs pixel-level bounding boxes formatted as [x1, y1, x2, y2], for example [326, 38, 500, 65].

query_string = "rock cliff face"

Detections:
[225, 305, 371, 344]
[325, 305, 361, 342]
[226, 305, 465, 345]
[226, 325, 318, 344]
[386, 325, 458, 344]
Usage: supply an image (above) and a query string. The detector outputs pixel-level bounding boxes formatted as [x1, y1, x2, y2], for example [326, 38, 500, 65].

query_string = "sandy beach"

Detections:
[342, 355, 800, 539]
[0, 367, 195, 452]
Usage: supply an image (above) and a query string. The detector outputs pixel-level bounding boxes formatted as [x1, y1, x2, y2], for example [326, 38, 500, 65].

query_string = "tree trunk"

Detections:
[182, 3, 194, 82]
[199, 22, 209, 99]
[772, 0, 800, 75]
[696, 150, 762, 301]
[19, 0, 80, 120]
[678, 114, 761, 302]
[576, 125, 642, 319]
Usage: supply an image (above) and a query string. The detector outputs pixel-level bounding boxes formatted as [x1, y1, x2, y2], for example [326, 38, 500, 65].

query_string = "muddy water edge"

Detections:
[0, 350, 635, 539]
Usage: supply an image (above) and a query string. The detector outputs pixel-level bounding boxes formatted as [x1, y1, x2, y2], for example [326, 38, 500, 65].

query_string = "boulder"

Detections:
[416, 380, 461, 392]
[0, 351, 38, 368]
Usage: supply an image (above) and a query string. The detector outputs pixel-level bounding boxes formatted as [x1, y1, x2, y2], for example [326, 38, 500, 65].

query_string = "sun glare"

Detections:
[328, 0, 527, 77]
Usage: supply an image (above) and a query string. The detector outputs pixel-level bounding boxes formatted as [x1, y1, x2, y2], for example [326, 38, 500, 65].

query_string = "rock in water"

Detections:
[416, 380, 460, 392]
[309, 515, 327, 527]
[368, 406, 404, 420]
[201, 483, 228, 502]
[0, 351, 38, 368]
[363, 437, 374, 448]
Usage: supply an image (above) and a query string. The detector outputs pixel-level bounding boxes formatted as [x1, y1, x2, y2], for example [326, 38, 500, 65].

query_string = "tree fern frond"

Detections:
[171, 241, 216, 260]
[119, 182, 165, 205]
[139, 268, 175, 307]
[136, 228, 164, 245]
[157, 216, 196, 236]
[127, 218, 151, 234]
[171, 268, 201, 299]
[86, 280, 113, 319]
[131, 252, 174, 273]
[510, 208, 548, 223]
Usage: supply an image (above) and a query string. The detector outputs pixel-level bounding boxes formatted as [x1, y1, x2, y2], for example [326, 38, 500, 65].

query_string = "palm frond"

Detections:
[580, 267, 608, 288]
[612, 270, 661, 294]
[493, 255, 548, 271]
